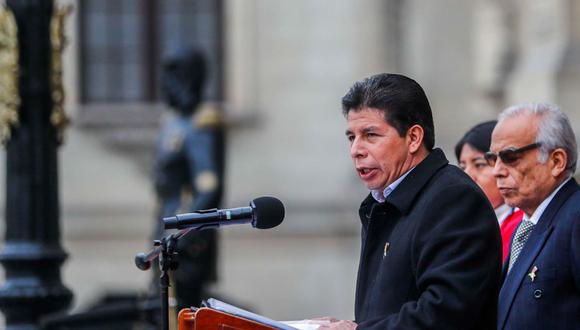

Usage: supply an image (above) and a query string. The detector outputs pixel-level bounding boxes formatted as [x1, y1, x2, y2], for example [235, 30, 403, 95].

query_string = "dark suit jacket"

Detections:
[355, 148, 502, 330]
[498, 178, 580, 330]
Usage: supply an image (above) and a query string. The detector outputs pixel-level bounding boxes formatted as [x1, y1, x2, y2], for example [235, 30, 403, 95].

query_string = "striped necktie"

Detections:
[508, 220, 535, 272]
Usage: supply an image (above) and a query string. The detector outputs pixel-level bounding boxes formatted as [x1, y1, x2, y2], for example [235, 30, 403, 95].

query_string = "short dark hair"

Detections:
[454, 120, 497, 161]
[341, 73, 435, 150]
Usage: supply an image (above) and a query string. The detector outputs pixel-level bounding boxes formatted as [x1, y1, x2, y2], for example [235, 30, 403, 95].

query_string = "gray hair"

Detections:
[499, 103, 577, 176]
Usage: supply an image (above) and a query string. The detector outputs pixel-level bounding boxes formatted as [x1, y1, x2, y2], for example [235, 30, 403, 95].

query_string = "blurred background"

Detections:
[1, 0, 579, 327]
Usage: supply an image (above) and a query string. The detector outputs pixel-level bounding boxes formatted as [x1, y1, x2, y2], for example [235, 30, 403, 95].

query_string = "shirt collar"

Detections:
[494, 203, 513, 226]
[524, 178, 571, 224]
[371, 168, 414, 203]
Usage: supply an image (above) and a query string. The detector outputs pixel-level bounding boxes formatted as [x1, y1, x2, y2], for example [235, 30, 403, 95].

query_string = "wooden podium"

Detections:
[178, 307, 280, 330]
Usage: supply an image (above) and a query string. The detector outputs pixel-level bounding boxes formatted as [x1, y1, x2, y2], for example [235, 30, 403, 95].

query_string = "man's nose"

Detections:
[491, 159, 507, 177]
[350, 138, 366, 159]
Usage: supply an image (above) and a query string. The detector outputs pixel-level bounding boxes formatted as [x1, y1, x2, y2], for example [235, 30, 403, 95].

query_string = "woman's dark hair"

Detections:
[341, 73, 435, 151]
[454, 120, 497, 161]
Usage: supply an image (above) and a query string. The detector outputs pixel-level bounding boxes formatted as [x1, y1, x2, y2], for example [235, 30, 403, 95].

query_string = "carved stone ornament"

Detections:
[0, 5, 19, 145]
[50, 4, 72, 144]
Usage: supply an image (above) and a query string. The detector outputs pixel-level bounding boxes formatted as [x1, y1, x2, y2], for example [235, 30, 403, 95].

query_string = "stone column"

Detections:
[472, 0, 517, 113]
[556, 0, 580, 137]
[505, 0, 569, 104]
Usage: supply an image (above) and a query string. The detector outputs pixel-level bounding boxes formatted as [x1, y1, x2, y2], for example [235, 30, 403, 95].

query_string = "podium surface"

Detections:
[179, 307, 280, 330]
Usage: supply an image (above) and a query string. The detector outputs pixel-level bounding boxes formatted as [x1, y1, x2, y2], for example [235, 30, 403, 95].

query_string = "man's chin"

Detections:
[503, 197, 520, 208]
[366, 183, 383, 191]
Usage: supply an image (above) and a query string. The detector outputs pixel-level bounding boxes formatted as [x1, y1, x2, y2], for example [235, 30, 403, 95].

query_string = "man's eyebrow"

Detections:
[362, 126, 379, 133]
[345, 126, 380, 136]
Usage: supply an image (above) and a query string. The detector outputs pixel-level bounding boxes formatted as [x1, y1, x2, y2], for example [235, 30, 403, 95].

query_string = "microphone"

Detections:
[163, 196, 285, 230]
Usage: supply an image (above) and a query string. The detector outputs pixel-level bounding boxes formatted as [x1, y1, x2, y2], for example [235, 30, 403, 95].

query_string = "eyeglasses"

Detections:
[484, 142, 542, 166]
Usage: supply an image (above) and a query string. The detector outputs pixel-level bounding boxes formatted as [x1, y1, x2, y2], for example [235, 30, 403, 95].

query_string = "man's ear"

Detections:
[407, 125, 424, 153]
[549, 148, 568, 177]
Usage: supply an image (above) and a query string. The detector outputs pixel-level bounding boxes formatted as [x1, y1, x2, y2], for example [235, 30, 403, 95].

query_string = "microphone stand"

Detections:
[135, 227, 197, 330]
[159, 233, 177, 330]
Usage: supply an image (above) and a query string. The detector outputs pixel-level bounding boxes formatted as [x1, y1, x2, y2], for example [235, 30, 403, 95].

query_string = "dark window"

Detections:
[79, 0, 223, 103]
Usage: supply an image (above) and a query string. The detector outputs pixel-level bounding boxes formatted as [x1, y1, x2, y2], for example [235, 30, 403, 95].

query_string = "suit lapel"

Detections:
[498, 179, 579, 329]
[497, 227, 553, 328]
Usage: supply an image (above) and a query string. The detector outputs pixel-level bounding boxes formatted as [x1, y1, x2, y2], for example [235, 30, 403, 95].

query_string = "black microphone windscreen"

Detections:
[251, 196, 285, 229]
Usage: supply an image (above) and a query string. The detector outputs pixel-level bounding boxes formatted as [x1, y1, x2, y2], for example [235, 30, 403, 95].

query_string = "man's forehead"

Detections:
[346, 107, 384, 118]
[347, 108, 387, 125]
[491, 115, 538, 150]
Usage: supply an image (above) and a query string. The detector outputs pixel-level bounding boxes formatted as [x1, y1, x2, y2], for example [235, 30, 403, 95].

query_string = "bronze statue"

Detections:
[154, 47, 224, 310]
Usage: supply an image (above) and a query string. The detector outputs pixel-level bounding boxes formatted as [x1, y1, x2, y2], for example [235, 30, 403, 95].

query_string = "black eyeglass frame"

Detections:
[484, 142, 542, 166]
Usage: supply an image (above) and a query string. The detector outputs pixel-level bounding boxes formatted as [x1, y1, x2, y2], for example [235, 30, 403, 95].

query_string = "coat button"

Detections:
[533, 289, 543, 299]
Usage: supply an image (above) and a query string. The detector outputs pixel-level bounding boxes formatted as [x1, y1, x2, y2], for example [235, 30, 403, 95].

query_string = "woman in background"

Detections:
[455, 121, 522, 263]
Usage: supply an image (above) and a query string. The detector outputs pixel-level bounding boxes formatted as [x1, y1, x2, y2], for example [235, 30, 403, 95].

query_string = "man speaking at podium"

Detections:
[320, 74, 502, 329]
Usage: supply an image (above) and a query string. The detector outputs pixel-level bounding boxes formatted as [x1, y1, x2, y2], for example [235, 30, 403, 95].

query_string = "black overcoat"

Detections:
[355, 148, 502, 329]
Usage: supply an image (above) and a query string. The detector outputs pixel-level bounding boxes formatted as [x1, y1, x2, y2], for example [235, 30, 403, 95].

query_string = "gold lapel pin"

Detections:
[383, 242, 390, 257]
[528, 266, 538, 282]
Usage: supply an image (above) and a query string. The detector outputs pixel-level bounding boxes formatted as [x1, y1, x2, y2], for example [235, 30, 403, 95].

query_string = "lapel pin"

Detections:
[528, 265, 538, 282]
[383, 242, 390, 258]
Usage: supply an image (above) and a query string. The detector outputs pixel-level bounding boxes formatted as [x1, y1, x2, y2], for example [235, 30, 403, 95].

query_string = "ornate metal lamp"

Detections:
[0, 1, 73, 328]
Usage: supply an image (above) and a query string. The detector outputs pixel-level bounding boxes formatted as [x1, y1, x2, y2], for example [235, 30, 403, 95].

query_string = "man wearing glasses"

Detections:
[486, 103, 580, 330]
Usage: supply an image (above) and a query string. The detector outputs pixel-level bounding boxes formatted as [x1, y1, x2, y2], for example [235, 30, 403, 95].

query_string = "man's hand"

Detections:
[317, 320, 357, 329]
